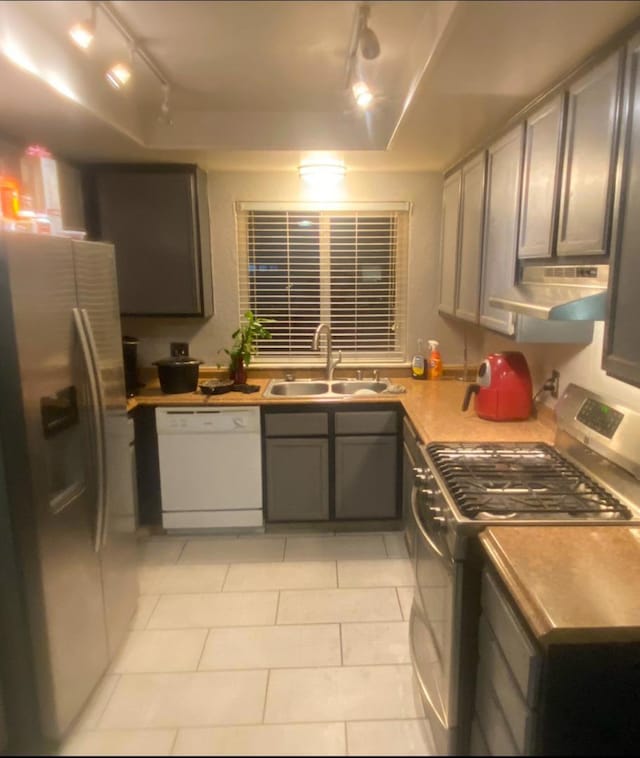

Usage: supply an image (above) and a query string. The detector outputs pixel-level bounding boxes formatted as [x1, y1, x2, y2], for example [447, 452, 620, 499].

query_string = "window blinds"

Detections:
[235, 203, 409, 362]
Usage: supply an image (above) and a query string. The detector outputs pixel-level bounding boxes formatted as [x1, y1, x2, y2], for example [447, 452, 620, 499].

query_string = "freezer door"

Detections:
[73, 240, 138, 659]
[0, 232, 109, 739]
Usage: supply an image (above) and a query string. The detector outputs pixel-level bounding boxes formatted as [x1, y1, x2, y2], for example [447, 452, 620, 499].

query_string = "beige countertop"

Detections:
[128, 374, 556, 444]
[481, 527, 640, 647]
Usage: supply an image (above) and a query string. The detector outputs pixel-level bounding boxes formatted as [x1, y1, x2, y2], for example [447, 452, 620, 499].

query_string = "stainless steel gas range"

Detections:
[408, 383, 640, 755]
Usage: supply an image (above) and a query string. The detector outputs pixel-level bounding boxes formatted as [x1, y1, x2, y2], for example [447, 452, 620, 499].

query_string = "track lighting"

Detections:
[105, 62, 131, 89]
[69, 3, 96, 50]
[359, 6, 380, 60]
[344, 4, 381, 109]
[67, 1, 170, 118]
[158, 83, 173, 126]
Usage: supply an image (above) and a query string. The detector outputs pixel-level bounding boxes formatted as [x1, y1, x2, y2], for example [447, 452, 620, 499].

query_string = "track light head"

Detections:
[359, 24, 380, 60]
[352, 81, 373, 109]
[69, 20, 95, 49]
[106, 62, 131, 89]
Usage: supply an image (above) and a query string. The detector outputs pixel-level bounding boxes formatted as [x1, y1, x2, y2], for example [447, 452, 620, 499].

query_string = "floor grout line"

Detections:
[168, 727, 179, 755]
[194, 627, 211, 672]
[274, 589, 282, 625]
[261, 669, 271, 723]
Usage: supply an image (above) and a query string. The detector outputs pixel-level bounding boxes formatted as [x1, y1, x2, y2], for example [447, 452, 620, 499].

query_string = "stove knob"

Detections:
[418, 486, 435, 501]
[414, 471, 429, 485]
[431, 515, 447, 532]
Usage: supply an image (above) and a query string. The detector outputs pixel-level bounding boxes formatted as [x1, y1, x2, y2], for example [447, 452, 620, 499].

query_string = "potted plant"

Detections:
[223, 310, 274, 384]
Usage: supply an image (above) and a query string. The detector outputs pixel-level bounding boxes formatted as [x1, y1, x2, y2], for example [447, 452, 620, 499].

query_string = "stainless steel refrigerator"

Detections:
[0, 231, 138, 750]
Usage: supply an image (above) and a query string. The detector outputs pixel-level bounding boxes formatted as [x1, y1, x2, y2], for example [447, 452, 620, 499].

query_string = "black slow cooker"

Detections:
[153, 356, 202, 394]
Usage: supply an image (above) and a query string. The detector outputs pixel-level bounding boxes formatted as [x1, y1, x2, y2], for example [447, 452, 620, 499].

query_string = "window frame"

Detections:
[235, 201, 410, 366]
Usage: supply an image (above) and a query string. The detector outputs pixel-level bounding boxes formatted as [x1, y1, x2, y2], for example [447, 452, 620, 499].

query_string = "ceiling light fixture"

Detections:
[298, 159, 346, 187]
[352, 81, 373, 109]
[69, 2, 97, 50]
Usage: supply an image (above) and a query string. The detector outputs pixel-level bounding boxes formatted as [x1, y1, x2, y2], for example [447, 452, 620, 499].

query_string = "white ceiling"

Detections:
[1, 0, 640, 172]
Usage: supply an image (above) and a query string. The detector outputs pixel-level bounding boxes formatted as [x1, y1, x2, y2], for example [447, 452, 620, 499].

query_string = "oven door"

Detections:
[409, 483, 462, 755]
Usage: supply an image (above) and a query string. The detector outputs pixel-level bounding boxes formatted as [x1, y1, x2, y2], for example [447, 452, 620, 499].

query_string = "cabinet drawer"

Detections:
[478, 616, 536, 754]
[264, 412, 328, 437]
[475, 657, 520, 756]
[482, 570, 541, 705]
[335, 410, 397, 435]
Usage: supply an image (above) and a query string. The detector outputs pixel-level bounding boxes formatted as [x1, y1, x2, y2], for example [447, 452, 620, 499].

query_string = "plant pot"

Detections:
[153, 356, 202, 394]
[229, 355, 247, 385]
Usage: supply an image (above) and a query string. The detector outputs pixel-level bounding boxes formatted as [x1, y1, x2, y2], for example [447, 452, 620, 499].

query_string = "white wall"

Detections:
[123, 170, 486, 369]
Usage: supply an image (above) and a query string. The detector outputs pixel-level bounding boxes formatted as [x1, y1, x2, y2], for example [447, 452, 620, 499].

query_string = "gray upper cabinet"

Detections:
[84, 164, 213, 317]
[604, 33, 640, 387]
[557, 51, 623, 257]
[518, 95, 565, 259]
[480, 125, 524, 336]
[456, 152, 487, 322]
[438, 170, 462, 316]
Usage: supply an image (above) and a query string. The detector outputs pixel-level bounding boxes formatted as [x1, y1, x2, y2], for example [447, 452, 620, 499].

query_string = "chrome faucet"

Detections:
[312, 322, 342, 381]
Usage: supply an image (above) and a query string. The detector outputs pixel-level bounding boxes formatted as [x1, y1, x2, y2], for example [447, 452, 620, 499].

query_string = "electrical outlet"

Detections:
[550, 369, 560, 399]
[170, 342, 189, 357]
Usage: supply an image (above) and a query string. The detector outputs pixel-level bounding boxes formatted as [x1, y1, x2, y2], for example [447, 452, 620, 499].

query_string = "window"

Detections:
[236, 202, 409, 363]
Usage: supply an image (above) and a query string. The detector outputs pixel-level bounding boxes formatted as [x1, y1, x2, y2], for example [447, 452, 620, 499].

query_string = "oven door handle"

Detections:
[411, 483, 446, 561]
[409, 602, 451, 732]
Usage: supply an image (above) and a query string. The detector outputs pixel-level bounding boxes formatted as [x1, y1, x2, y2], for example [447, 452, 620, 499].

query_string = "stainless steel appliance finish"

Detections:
[489, 264, 609, 320]
[0, 232, 138, 747]
[409, 383, 640, 755]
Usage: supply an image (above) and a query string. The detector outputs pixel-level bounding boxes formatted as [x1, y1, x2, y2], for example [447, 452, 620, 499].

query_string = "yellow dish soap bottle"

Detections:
[428, 340, 443, 380]
[411, 339, 426, 380]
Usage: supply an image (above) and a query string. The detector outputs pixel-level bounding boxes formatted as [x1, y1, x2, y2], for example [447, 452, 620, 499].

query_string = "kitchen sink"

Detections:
[266, 381, 330, 396]
[263, 378, 391, 398]
[330, 381, 388, 395]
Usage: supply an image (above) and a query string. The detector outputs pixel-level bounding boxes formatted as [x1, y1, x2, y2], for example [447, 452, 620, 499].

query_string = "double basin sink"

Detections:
[263, 378, 391, 398]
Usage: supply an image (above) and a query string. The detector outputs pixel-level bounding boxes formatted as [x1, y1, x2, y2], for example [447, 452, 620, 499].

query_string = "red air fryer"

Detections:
[462, 352, 533, 421]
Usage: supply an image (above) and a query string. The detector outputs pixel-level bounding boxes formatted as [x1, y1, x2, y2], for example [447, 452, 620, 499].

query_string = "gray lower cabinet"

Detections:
[263, 406, 400, 523]
[335, 436, 397, 519]
[265, 438, 329, 521]
[472, 565, 640, 755]
[471, 568, 541, 756]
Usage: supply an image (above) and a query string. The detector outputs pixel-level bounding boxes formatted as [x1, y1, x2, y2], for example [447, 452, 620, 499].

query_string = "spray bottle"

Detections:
[428, 340, 443, 380]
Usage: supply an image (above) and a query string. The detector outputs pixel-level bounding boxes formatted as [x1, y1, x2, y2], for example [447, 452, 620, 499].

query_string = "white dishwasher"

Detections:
[155, 406, 263, 530]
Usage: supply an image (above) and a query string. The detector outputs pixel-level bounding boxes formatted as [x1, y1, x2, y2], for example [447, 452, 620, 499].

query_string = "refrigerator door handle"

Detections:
[72, 307, 106, 553]
[79, 308, 110, 549]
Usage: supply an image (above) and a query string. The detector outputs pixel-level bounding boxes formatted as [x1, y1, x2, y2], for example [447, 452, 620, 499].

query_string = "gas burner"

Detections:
[427, 442, 632, 522]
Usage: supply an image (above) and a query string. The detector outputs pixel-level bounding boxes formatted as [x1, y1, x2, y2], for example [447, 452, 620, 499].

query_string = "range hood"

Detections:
[489, 264, 609, 320]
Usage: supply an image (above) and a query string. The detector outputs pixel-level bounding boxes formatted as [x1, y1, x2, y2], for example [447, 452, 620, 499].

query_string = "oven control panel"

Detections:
[576, 398, 624, 439]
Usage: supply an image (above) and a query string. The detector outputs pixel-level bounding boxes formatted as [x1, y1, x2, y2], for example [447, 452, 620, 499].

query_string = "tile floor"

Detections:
[59, 531, 434, 756]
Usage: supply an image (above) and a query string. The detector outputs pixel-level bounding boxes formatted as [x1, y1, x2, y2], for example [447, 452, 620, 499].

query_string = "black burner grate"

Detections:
[427, 442, 631, 521]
